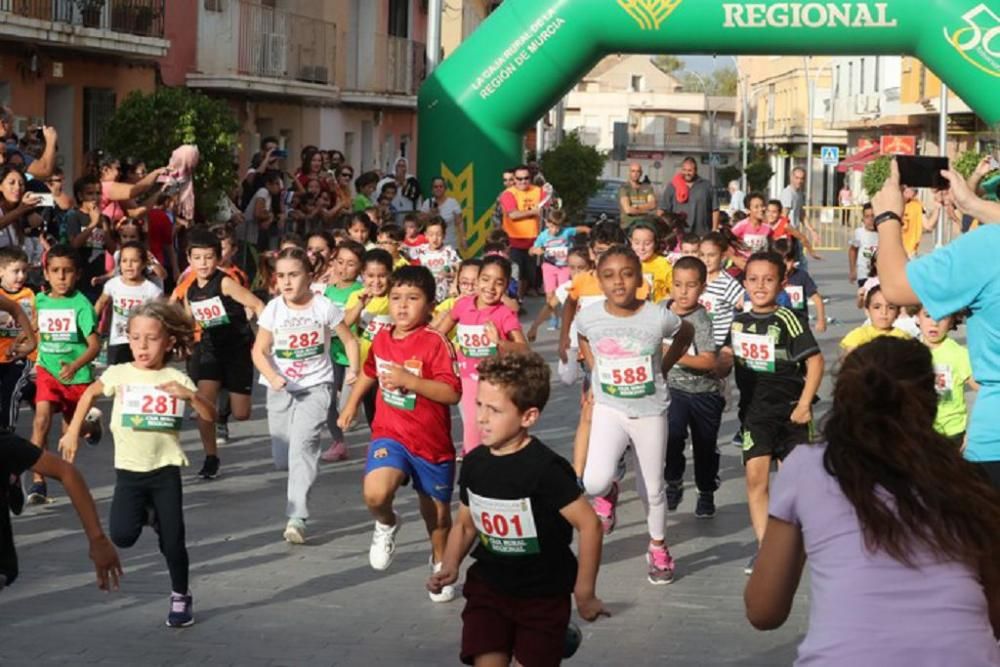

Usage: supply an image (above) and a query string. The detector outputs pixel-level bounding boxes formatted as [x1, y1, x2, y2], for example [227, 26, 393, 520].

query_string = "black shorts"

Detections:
[460, 567, 570, 667]
[741, 409, 813, 464]
[107, 343, 134, 366]
[187, 339, 253, 395]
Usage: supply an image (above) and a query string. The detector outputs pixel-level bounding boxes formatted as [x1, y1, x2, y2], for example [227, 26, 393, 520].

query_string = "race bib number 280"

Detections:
[468, 491, 539, 555]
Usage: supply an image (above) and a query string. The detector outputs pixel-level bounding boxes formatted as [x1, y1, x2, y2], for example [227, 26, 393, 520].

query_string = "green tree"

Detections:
[745, 161, 775, 193]
[102, 87, 239, 218]
[540, 131, 606, 219]
[862, 156, 892, 197]
[651, 55, 684, 76]
[716, 164, 742, 187]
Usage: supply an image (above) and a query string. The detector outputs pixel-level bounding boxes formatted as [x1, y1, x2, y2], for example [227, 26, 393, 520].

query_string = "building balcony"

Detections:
[0, 0, 169, 57]
[629, 132, 739, 152]
[187, 0, 338, 102]
[341, 33, 426, 108]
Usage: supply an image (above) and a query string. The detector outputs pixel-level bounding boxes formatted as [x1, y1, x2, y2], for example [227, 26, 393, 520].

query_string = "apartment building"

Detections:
[565, 55, 738, 184]
[441, 0, 501, 58]
[0, 0, 169, 181]
[165, 0, 427, 174]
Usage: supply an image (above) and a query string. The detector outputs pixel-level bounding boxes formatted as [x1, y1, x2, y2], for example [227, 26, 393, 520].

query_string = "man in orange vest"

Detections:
[499, 165, 542, 298]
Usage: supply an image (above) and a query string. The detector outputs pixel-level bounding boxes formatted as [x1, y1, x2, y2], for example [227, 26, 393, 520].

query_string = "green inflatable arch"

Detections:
[417, 0, 1000, 254]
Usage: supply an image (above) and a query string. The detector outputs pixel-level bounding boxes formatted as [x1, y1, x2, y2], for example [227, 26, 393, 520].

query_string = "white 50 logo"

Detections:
[944, 4, 1000, 76]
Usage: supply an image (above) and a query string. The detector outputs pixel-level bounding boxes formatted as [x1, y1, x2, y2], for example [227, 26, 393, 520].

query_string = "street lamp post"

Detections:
[803, 56, 814, 209]
[731, 56, 749, 193]
[427, 0, 443, 74]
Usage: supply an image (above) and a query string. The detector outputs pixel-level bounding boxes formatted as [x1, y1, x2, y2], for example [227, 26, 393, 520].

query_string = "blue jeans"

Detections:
[665, 390, 724, 493]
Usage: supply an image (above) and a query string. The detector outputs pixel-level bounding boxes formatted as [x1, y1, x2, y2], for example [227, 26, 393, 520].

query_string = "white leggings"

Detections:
[583, 402, 667, 542]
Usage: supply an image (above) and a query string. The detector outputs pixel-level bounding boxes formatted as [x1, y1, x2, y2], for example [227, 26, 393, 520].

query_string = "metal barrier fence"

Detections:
[806, 204, 958, 250]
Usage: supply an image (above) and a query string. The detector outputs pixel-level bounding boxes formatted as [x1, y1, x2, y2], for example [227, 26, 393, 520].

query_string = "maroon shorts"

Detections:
[460, 567, 571, 667]
[35, 366, 89, 419]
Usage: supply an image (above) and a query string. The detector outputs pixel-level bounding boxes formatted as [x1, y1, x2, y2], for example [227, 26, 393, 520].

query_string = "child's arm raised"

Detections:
[31, 449, 122, 591]
[58, 381, 104, 463]
[221, 275, 265, 318]
[560, 496, 609, 621]
[790, 352, 824, 425]
[427, 503, 478, 595]
[432, 310, 457, 338]
[59, 331, 101, 383]
[485, 322, 529, 356]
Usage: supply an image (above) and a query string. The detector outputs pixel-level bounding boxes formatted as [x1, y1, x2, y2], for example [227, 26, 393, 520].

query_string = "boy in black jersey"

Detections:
[723, 251, 823, 574]
[428, 353, 607, 667]
[181, 230, 264, 479]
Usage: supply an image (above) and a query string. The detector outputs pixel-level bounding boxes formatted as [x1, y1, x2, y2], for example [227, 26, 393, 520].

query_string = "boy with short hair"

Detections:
[28, 245, 102, 504]
[723, 251, 823, 574]
[428, 352, 607, 666]
[337, 265, 462, 602]
[664, 256, 724, 518]
[400, 212, 427, 262]
[848, 203, 878, 287]
[375, 223, 410, 270]
[0, 247, 38, 434]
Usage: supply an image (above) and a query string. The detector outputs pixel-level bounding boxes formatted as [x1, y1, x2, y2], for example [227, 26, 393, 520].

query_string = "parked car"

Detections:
[583, 178, 625, 225]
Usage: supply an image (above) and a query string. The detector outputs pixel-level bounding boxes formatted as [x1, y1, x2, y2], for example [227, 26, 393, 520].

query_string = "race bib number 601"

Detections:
[468, 491, 539, 555]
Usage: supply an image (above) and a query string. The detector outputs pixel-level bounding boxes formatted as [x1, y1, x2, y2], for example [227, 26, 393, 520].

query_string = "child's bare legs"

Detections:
[30, 402, 54, 484]
[363, 467, 407, 525]
[572, 395, 593, 478]
[745, 455, 771, 544]
[418, 493, 451, 564]
[474, 654, 509, 667]
[196, 380, 220, 456]
[228, 391, 252, 421]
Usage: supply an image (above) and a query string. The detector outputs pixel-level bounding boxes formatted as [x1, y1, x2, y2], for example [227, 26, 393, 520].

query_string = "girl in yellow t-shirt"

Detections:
[628, 219, 672, 303]
[840, 284, 910, 358]
[59, 300, 216, 628]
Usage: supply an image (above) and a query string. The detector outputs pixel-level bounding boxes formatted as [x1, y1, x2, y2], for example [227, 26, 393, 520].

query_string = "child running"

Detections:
[848, 203, 878, 287]
[28, 245, 103, 504]
[724, 251, 823, 574]
[435, 255, 527, 455]
[337, 266, 462, 602]
[773, 238, 826, 333]
[252, 247, 359, 544]
[697, 232, 744, 349]
[917, 307, 976, 446]
[577, 245, 694, 584]
[415, 216, 462, 303]
[427, 352, 608, 666]
[320, 241, 365, 462]
[664, 256, 724, 518]
[0, 248, 38, 434]
[59, 300, 216, 627]
[305, 231, 336, 295]
[629, 219, 672, 303]
[181, 230, 263, 479]
[731, 194, 773, 255]
[529, 209, 579, 330]
[93, 241, 163, 365]
[839, 284, 909, 357]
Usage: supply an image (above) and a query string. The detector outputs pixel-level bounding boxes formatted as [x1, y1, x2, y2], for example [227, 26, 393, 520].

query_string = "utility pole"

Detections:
[803, 56, 814, 209]
[689, 71, 716, 186]
[427, 0, 442, 74]
[732, 57, 749, 193]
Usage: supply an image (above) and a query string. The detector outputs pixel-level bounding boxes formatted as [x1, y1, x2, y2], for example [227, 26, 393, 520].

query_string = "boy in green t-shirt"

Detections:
[917, 307, 977, 446]
[26, 245, 102, 504]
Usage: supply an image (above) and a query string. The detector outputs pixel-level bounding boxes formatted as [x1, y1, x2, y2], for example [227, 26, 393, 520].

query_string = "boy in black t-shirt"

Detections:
[722, 251, 823, 575]
[428, 353, 607, 667]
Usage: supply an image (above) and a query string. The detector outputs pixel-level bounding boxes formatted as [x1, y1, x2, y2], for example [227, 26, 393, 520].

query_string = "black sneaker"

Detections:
[665, 481, 684, 511]
[166, 592, 194, 627]
[198, 455, 220, 480]
[8, 474, 24, 516]
[26, 481, 48, 505]
[694, 492, 716, 519]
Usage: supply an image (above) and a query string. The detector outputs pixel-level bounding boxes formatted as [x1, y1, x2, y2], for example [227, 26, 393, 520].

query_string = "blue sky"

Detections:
[683, 55, 734, 73]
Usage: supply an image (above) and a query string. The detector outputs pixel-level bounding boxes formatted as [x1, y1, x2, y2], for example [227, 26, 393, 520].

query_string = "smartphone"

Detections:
[273, 149, 288, 159]
[34, 193, 54, 208]
[897, 156, 950, 190]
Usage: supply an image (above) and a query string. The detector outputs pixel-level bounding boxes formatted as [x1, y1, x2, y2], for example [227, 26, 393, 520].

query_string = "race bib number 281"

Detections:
[121, 385, 184, 431]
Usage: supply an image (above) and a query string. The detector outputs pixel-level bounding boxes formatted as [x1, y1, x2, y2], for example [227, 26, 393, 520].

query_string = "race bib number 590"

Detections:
[468, 491, 539, 555]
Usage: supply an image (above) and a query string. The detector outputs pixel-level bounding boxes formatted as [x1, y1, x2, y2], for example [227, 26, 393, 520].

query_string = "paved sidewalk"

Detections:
[1, 251, 870, 666]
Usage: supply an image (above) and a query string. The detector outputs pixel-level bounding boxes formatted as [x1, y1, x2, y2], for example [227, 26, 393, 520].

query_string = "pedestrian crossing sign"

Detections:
[821, 146, 840, 166]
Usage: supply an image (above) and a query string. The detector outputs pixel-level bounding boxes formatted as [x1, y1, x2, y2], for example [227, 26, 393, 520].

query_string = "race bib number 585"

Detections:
[468, 491, 539, 555]
[733, 331, 775, 372]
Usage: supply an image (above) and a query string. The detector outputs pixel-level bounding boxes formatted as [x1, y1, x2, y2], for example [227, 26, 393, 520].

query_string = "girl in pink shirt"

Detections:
[434, 255, 528, 454]
[731, 193, 773, 257]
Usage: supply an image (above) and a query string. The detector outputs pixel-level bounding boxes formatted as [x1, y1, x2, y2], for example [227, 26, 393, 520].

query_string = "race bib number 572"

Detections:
[468, 491, 539, 555]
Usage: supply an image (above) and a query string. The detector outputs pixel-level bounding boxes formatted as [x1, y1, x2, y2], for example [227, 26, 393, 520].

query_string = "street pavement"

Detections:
[1, 249, 884, 666]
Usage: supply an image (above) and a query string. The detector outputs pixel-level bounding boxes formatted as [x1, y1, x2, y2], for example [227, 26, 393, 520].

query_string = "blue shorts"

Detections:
[365, 438, 455, 503]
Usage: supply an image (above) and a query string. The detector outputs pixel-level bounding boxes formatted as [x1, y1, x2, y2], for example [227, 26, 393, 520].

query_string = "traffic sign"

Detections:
[821, 146, 840, 166]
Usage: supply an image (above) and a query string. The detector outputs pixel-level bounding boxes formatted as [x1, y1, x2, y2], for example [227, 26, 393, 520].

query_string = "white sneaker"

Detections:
[369, 513, 401, 571]
[428, 560, 456, 603]
[283, 518, 306, 544]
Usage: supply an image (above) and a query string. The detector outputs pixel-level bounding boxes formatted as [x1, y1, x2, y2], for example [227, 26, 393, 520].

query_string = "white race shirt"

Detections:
[257, 294, 344, 391]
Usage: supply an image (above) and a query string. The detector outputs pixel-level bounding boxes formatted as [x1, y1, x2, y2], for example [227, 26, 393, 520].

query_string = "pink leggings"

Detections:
[541, 263, 571, 295]
[459, 376, 480, 454]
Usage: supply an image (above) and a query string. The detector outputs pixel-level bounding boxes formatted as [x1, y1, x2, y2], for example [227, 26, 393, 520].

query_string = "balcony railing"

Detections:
[0, 0, 165, 38]
[236, 0, 336, 85]
[629, 132, 738, 150]
[346, 32, 426, 97]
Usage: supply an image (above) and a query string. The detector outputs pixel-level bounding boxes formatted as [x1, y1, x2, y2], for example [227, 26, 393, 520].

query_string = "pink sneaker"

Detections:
[591, 481, 619, 535]
[321, 441, 348, 462]
[647, 543, 676, 585]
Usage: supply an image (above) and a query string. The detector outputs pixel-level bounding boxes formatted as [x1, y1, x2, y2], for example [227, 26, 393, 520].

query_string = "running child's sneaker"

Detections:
[25, 481, 47, 505]
[428, 560, 456, 603]
[8, 474, 24, 516]
[83, 407, 103, 446]
[283, 518, 306, 544]
[647, 543, 676, 585]
[320, 441, 348, 462]
[166, 592, 194, 628]
[665, 481, 684, 511]
[198, 455, 220, 480]
[694, 492, 716, 519]
[369, 512, 401, 571]
[592, 481, 619, 535]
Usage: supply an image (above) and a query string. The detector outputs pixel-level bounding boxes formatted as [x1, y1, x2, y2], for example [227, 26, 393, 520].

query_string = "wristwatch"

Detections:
[874, 211, 902, 228]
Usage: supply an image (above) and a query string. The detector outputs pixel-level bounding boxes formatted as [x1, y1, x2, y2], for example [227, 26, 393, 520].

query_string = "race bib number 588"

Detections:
[468, 491, 539, 555]
[597, 355, 655, 398]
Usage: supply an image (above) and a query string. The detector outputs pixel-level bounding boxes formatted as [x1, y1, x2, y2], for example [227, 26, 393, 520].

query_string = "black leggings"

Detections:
[110, 466, 189, 594]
